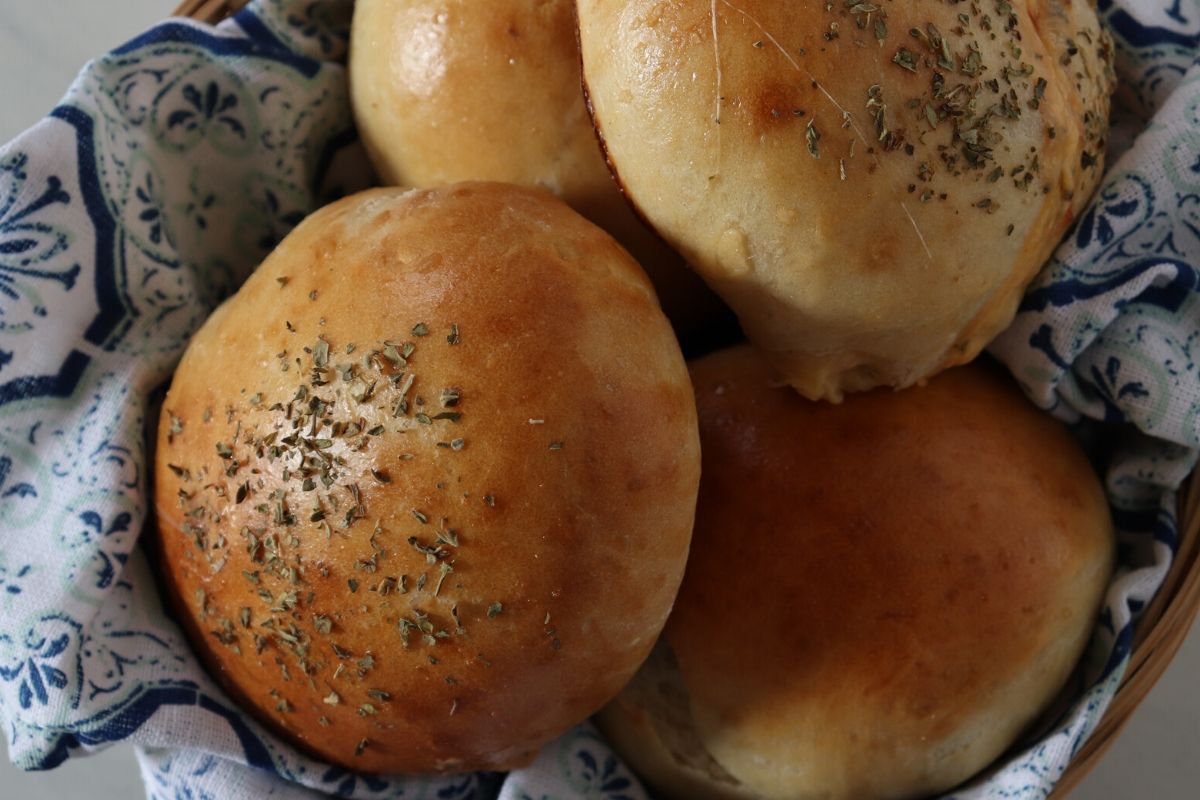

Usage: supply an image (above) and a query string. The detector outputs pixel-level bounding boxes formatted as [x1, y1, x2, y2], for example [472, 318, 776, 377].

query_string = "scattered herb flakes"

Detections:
[357, 654, 375, 675]
[409, 536, 446, 563]
[892, 47, 918, 72]
[548, 441, 564, 451]
[276, 276, 289, 288]
[382, 343, 406, 366]
[434, 562, 454, 596]
[313, 336, 330, 368]
[487, 602, 503, 619]
[175, 310, 492, 684]
[805, 120, 820, 159]
[355, 738, 369, 757]
[324, 691, 340, 705]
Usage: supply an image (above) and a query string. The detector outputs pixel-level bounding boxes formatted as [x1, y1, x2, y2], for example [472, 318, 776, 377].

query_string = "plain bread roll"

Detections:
[598, 347, 1114, 800]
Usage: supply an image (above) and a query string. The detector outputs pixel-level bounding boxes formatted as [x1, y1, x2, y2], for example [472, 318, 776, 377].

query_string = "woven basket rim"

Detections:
[172, 0, 249, 24]
[167, 0, 1200, 795]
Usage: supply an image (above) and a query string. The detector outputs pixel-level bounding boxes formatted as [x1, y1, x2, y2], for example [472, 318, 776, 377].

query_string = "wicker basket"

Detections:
[171, 0, 1200, 795]
[173, 0, 250, 23]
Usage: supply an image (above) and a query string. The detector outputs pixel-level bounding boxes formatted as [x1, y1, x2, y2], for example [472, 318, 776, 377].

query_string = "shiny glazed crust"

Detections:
[154, 183, 700, 774]
[578, 0, 1115, 399]
[348, 0, 731, 344]
[600, 347, 1114, 799]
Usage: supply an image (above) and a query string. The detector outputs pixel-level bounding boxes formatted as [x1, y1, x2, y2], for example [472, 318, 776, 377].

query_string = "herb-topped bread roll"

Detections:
[154, 183, 701, 773]
[349, 0, 732, 347]
[578, 0, 1115, 399]
[598, 347, 1115, 800]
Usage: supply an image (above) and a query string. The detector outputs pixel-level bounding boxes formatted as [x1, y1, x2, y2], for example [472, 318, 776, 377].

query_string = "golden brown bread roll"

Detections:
[578, 0, 1115, 399]
[598, 348, 1114, 800]
[348, 0, 734, 346]
[154, 182, 700, 773]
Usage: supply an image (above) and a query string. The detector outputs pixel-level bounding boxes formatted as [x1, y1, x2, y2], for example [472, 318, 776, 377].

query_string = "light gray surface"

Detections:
[0, 2, 1196, 798]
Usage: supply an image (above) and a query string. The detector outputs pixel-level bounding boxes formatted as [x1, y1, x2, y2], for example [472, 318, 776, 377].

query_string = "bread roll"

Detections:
[349, 0, 733, 346]
[578, 0, 1115, 399]
[598, 348, 1114, 800]
[154, 183, 700, 773]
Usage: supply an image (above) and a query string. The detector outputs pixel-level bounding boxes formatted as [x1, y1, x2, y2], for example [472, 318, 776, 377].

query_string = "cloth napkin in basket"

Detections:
[0, 1, 1197, 798]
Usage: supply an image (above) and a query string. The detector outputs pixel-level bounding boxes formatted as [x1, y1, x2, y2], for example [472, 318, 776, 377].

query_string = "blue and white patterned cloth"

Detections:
[0, 1, 1196, 798]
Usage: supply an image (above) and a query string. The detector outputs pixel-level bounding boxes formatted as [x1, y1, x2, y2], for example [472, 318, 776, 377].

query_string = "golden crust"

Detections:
[154, 183, 700, 773]
[578, 0, 1115, 399]
[601, 347, 1114, 800]
[348, 0, 732, 345]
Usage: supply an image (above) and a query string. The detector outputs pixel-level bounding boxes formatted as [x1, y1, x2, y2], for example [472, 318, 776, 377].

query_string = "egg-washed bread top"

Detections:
[154, 183, 701, 774]
[598, 348, 1115, 800]
[349, 0, 731, 346]
[578, 0, 1115, 400]
[350, 0, 612, 211]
